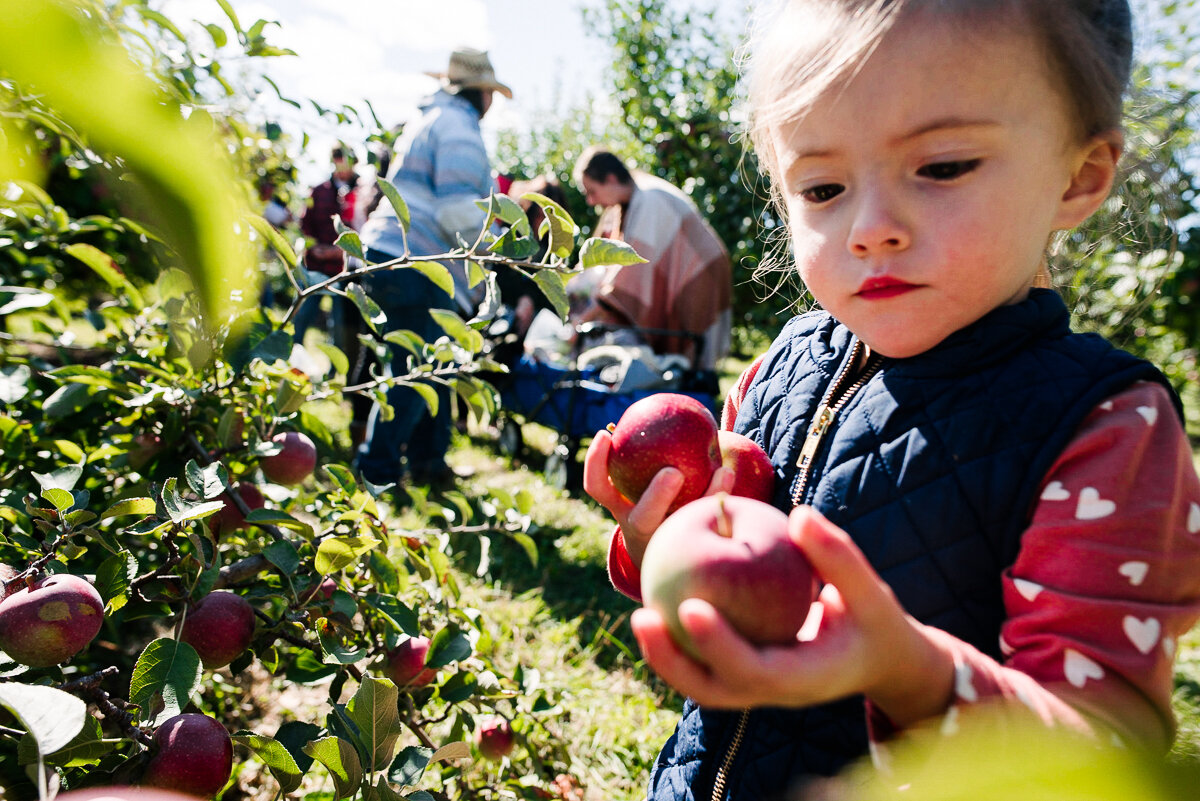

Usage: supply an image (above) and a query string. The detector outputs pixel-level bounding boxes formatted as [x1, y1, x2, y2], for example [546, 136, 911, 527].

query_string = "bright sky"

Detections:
[163, 0, 748, 185]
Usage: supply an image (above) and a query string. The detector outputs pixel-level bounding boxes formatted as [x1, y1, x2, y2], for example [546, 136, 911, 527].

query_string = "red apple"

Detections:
[211, 483, 265, 537]
[128, 433, 164, 471]
[607, 393, 721, 514]
[0, 573, 104, 667]
[382, 635, 437, 688]
[639, 494, 816, 662]
[141, 713, 233, 798]
[718, 431, 775, 502]
[475, 716, 515, 760]
[58, 787, 204, 801]
[179, 591, 255, 669]
[261, 431, 317, 485]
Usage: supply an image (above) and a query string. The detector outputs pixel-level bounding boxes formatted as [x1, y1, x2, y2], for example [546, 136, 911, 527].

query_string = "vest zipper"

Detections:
[791, 341, 883, 507]
[708, 341, 882, 801]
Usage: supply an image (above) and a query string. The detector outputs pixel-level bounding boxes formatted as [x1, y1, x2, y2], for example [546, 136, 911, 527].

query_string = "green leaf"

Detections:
[41, 487, 75, 513]
[248, 214, 299, 268]
[375, 178, 410, 234]
[346, 676, 402, 772]
[17, 717, 113, 767]
[161, 477, 225, 524]
[0, 365, 31, 404]
[541, 204, 579, 260]
[128, 637, 203, 726]
[404, 261, 454, 297]
[426, 627, 472, 669]
[32, 465, 82, 492]
[102, 496, 156, 518]
[315, 535, 381, 575]
[348, 283, 386, 334]
[41, 383, 92, 420]
[263, 539, 300, 575]
[428, 309, 483, 353]
[94, 550, 137, 609]
[185, 460, 229, 500]
[402, 381, 439, 419]
[366, 594, 419, 637]
[204, 22, 227, 48]
[334, 219, 364, 261]
[323, 464, 358, 495]
[233, 732, 305, 795]
[318, 343, 349, 376]
[0, 683, 87, 756]
[65, 243, 145, 308]
[579, 237, 648, 269]
[244, 509, 315, 538]
[317, 619, 369, 665]
[214, 0, 243, 34]
[388, 745, 433, 788]
[303, 736, 363, 801]
[0, 289, 53, 317]
[275, 720, 321, 774]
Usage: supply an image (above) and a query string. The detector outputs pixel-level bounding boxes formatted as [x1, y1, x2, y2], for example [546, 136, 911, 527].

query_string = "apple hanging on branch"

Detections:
[475, 716, 515, 760]
[382, 634, 438, 689]
[140, 712, 233, 798]
[639, 494, 817, 662]
[260, 431, 317, 486]
[606, 393, 721, 514]
[0, 573, 104, 668]
[179, 591, 256, 670]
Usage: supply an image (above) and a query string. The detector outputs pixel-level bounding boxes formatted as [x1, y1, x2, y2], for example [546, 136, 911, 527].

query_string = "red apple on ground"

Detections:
[179, 591, 255, 669]
[382, 635, 437, 688]
[211, 483, 265, 537]
[0, 573, 104, 667]
[607, 393, 721, 514]
[141, 713, 233, 798]
[261, 431, 317, 485]
[717, 431, 775, 502]
[639, 494, 816, 662]
[475, 716, 515, 760]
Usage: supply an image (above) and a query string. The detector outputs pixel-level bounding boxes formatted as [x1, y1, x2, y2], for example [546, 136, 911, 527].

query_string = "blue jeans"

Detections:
[354, 248, 454, 485]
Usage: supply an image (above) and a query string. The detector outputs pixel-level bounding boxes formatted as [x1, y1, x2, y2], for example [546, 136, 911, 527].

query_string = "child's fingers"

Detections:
[632, 604, 759, 708]
[704, 465, 735, 498]
[789, 506, 903, 628]
[625, 468, 684, 534]
[582, 432, 628, 511]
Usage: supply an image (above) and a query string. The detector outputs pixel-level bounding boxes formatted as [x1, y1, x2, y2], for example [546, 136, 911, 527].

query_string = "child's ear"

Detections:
[1053, 130, 1123, 230]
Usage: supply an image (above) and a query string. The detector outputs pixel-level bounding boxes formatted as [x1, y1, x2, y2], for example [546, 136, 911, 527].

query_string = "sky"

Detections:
[162, 0, 749, 185]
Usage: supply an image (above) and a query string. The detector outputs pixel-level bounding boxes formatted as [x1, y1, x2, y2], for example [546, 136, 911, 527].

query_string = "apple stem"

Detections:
[606, 423, 616, 433]
[716, 493, 732, 538]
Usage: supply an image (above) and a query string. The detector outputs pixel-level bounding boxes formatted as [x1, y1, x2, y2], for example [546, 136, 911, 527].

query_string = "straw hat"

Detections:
[426, 48, 513, 99]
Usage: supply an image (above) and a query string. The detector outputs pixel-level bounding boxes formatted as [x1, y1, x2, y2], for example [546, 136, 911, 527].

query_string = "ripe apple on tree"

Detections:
[475, 716, 515, 760]
[140, 712, 233, 798]
[607, 393, 721, 514]
[717, 430, 775, 502]
[179, 591, 255, 669]
[0, 573, 104, 667]
[639, 494, 817, 662]
[260, 431, 317, 486]
[382, 634, 438, 689]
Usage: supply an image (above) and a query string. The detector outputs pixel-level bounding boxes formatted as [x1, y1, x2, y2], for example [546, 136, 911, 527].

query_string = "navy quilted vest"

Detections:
[646, 290, 1179, 801]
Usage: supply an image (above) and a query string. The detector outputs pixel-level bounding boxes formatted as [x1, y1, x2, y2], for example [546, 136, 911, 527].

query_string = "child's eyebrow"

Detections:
[892, 117, 1002, 145]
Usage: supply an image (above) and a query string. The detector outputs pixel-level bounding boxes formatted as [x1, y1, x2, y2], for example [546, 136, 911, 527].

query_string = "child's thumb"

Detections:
[788, 505, 896, 618]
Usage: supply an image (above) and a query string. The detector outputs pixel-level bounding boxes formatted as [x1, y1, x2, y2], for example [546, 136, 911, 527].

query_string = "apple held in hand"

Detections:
[0, 573, 104, 667]
[383, 635, 438, 688]
[607, 393, 721, 514]
[261, 431, 317, 485]
[718, 431, 775, 502]
[141, 712, 233, 798]
[475, 716, 515, 760]
[640, 494, 816, 662]
[212, 482, 265, 538]
[180, 591, 255, 669]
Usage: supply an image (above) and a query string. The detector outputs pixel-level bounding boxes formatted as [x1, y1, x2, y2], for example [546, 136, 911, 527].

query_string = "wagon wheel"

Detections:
[497, 418, 524, 459]
[544, 442, 583, 491]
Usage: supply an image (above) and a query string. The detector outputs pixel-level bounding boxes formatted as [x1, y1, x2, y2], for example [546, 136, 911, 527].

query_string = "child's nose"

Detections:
[847, 190, 910, 256]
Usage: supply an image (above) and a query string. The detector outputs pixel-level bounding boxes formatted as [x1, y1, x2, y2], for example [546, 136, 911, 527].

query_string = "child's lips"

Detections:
[857, 276, 919, 299]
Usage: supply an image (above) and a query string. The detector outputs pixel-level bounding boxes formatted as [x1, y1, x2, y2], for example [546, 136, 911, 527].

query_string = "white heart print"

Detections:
[1040, 481, 1070, 502]
[1117, 561, 1149, 586]
[1122, 616, 1161, 655]
[1135, 406, 1157, 426]
[1013, 578, 1044, 602]
[1064, 649, 1105, 688]
[1189, 502, 1200, 535]
[1076, 487, 1116, 520]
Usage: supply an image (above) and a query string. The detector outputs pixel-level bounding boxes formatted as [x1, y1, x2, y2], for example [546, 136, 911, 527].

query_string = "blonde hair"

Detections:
[743, 0, 1134, 295]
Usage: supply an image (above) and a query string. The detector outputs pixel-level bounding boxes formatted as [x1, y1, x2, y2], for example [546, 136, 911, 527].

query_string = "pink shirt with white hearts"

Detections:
[607, 375, 1200, 751]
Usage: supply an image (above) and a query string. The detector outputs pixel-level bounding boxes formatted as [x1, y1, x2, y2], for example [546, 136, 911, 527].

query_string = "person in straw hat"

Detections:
[356, 48, 511, 491]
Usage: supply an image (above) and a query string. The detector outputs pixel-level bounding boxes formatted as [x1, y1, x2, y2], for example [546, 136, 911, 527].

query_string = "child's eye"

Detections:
[799, 183, 844, 203]
[917, 159, 981, 181]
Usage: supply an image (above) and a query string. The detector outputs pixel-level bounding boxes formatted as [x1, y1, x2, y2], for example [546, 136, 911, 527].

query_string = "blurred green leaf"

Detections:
[0, 683, 87, 757]
[315, 535, 381, 575]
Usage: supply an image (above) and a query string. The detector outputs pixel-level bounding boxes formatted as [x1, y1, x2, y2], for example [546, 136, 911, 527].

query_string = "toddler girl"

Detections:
[583, 1, 1200, 799]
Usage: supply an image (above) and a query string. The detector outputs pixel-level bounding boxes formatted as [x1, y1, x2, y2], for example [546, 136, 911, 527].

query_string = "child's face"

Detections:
[770, 15, 1094, 358]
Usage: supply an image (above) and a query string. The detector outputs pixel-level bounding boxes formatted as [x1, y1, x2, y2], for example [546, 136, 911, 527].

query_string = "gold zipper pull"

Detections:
[796, 404, 834, 470]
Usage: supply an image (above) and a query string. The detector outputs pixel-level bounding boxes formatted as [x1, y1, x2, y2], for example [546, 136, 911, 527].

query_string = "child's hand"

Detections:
[583, 429, 732, 569]
[631, 506, 955, 728]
